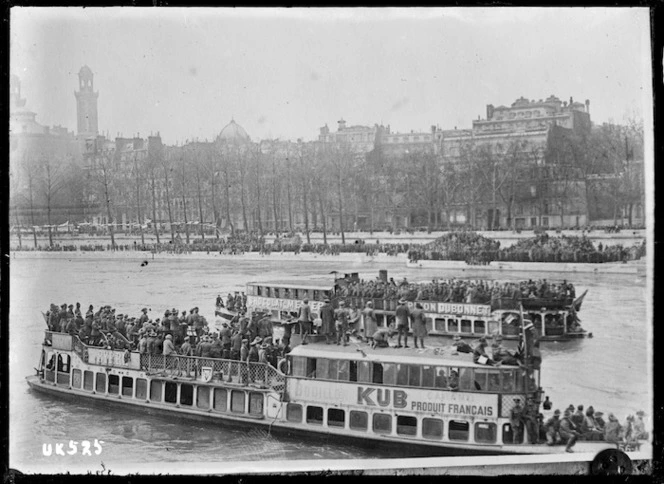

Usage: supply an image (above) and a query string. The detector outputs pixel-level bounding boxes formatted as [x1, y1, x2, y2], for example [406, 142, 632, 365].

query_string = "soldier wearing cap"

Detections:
[361, 300, 377, 343]
[230, 329, 243, 360]
[559, 408, 580, 452]
[510, 398, 525, 444]
[395, 299, 411, 348]
[334, 300, 350, 346]
[298, 299, 313, 345]
[632, 410, 649, 440]
[594, 411, 606, 432]
[544, 410, 562, 445]
[163, 334, 177, 356]
[138, 308, 149, 325]
[320, 298, 336, 344]
[452, 334, 473, 353]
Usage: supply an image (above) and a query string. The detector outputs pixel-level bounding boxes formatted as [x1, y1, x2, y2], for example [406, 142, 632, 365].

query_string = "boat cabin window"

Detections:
[422, 418, 444, 440]
[256, 286, 262, 296]
[382, 363, 397, 385]
[231, 390, 245, 413]
[373, 413, 392, 434]
[196, 386, 210, 409]
[358, 361, 372, 382]
[149, 380, 162, 401]
[283, 288, 292, 299]
[396, 415, 417, 436]
[83, 371, 94, 391]
[350, 411, 368, 430]
[487, 320, 500, 335]
[372, 363, 383, 384]
[214, 388, 227, 412]
[421, 365, 435, 387]
[435, 367, 449, 388]
[546, 313, 565, 335]
[313, 290, 321, 301]
[460, 319, 472, 333]
[449, 420, 470, 441]
[273, 288, 280, 298]
[458, 367, 473, 391]
[180, 383, 194, 406]
[96, 373, 106, 393]
[448, 318, 459, 332]
[136, 378, 147, 399]
[57, 354, 71, 373]
[108, 375, 120, 395]
[435, 318, 446, 331]
[306, 406, 324, 425]
[72, 369, 82, 389]
[122, 376, 133, 397]
[164, 381, 178, 403]
[501, 313, 520, 336]
[327, 408, 345, 428]
[475, 422, 497, 443]
[474, 368, 489, 391]
[531, 313, 543, 333]
[474, 320, 486, 334]
[287, 403, 302, 422]
[249, 393, 263, 415]
[526, 370, 539, 392]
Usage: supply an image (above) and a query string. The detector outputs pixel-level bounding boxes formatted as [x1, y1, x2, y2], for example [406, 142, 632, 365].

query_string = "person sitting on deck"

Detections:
[559, 409, 581, 452]
[473, 337, 498, 366]
[371, 324, 396, 349]
[544, 409, 562, 445]
[452, 335, 473, 353]
[632, 410, 650, 440]
[581, 406, 604, 441]
[604, 413, 624, 443]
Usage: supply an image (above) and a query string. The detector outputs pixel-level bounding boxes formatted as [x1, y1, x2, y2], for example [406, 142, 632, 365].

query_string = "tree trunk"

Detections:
[223, 165, 233, 235]
[302, 169, 310, 244]
[318, 187, 327, 245]
[337, 172, 345, 244]
[196, 167, 205, 240]
[134, 155, 145, 245]
[14, 204, 22, 248]
[163, 167, 175, 243]
[150, 170, 160, 244]
[287, 162, 293, 233]
[181, 158, 190, 245]
[103, 170, 116, 249]
[272, 160, 279, 234]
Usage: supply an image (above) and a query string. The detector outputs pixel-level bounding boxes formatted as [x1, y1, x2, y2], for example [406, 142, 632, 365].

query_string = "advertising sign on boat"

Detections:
[247, 295, 324, 313]
[288, 379, 498, 417]
[406, 301, 492, 317]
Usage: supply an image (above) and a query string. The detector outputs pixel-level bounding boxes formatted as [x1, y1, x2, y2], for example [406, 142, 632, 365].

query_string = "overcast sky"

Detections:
[10, 7, 652, 145]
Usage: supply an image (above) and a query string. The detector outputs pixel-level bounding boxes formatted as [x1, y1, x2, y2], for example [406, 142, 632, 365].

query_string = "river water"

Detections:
[8, 253, 651, 474]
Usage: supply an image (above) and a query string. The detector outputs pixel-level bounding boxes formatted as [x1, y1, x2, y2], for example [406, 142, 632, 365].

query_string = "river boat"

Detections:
[244, 271, 589, 342]
[27, 327, 617, 458]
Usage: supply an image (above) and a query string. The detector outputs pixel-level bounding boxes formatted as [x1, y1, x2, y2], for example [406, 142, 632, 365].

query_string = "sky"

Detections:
[10, 7, 652, 146]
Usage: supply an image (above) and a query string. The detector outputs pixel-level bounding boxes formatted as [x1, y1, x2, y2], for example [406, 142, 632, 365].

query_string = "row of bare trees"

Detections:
[10, 120, 645, 248]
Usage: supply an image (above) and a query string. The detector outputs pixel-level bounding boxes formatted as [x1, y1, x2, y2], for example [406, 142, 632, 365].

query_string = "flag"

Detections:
[573, 289, 588, 312]
[505, 314, 518, 325]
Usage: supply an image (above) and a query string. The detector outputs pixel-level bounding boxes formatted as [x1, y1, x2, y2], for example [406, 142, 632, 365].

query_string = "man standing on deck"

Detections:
[230, 330, 243, 360]
[510, 399, 525, 444]
[298, 299, 313, 345]
[138, 308, 149, 326]
[395, 299, 411, 348]
[410, 303, 427, 349]
[320, 298, 335, 344]
[334, 301, 350, 346]
[362, 301, 377, 344]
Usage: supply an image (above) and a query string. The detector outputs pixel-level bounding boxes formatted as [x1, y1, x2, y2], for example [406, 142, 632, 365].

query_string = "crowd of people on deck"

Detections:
[337, 276, 575, 305]
[43, 301, 290, 370]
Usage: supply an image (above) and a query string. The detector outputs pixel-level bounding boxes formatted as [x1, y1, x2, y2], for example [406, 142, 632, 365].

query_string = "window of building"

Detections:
[475, 422, 497, 443]
[306, 406, 324, 425]
[350, 410, 368, 430]
[396, 415, 417, 436]
[328, 408, 345, 428]
[287, 403, 303, 422]
[542, 217, 549, 227]
[95, 373, 106, 393]
[449, 420, 470, 441]
[122, 376, 133, 397]
[214, 388, 227, 411]
[231, 390, 245, 413]
[149, 380, 162, 401]
[373, 413, 392, 434]
[422, 418, 444, 440]
[164, 381, 178, 403]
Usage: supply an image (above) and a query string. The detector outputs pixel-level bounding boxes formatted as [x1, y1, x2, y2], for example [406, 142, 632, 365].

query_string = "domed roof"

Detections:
[217, 119, 250, 144]
[79, 65, 93, 78]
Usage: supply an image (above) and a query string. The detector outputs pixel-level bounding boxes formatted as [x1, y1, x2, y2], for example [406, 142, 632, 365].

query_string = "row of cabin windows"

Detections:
[285, 404, 513, 443]
[69, 370, 264, 415]
[290, 356, 538, 393]
[251, 286, 333, 301]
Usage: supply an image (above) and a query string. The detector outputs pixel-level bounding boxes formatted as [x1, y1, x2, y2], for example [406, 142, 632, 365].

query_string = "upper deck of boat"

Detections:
[288, 339, 516, 370]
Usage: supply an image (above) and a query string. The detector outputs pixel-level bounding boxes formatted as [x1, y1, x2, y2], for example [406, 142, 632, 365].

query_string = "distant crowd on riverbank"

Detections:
[12, 230, 646, 264]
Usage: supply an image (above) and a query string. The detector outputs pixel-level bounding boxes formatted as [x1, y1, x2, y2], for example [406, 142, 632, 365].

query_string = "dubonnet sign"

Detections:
[407, 301, 492, 317]
[288, 379, 498, 418]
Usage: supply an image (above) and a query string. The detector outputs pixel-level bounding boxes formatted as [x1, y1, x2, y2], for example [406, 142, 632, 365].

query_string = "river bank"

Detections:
[11, 250, 647, 275]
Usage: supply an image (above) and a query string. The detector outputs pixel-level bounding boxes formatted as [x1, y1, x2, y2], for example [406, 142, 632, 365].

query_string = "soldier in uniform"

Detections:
[334, 300, 350, 346]
[298, 299, 313, 345]
[395, 299, 411, 348]
[410, 303, 427, 349]
[319, 298, 336, 344]
[362, 301, 377, 343]
[524, 398, 540, 444]
[220, 322, 232, 359]
[544, 409, 562, 445]
[138, 308, 149, 326]
[230, 329, 243, 360]
[510, 399, 525, 444]
[559, 409, 581, 452]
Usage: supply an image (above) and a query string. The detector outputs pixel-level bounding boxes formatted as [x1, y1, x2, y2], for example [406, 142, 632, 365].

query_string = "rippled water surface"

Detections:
[9, 253, 651, 473]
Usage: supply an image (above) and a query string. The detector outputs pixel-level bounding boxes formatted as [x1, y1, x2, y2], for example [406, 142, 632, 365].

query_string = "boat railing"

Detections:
[44, 331, 285, 392]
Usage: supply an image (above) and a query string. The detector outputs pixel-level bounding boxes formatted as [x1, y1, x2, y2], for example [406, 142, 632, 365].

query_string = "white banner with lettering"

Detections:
[247, 295, 324, 314]
[407, 301, 492, 317]
[288, 379, 498, 418]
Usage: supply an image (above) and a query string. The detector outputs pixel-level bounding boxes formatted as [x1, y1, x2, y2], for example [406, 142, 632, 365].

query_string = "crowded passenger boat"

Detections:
[244, 271, 589, 342]
[27, 294, 647, 457]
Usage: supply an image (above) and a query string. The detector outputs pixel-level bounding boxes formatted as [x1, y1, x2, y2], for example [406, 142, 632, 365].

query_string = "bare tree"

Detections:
[179, 146, 190, 244]
[132, 151, 145, 245]
[161, 150, 176, 243]
[298, 141, 311, 243]
[38, 156, 67, 247]
[92, 149, 118, 249]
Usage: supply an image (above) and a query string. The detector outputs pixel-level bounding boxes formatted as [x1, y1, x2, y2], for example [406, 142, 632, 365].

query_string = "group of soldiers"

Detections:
[512, 399, 650, 452]
[337, 276, 576, 306]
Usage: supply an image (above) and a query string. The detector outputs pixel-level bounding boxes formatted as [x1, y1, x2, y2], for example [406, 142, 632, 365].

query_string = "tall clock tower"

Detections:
[74, 65, 99, 138]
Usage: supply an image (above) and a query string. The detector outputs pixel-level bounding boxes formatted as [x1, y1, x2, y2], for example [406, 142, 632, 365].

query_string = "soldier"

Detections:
[362, 301, 377, 343]
[410, 303, 427, 349]
[138, 307, 149, 325]
[334, 300, 350, 346]
[220, 322, 232, 359]
[180, 336, 194, 356]
[147, 330, 158, 355]
[544, 409, 562, 445]
[395, 299, 411, 348]
[371, 324, 396, 349]
[319, 298, 336, 344]
[452, 335, 473, 353]
[559, 409, 581, 452]
[298, 299, 312, 345]
[510, 399, 525, 444]
[633, 410, 649, 440]
[230, 329, 243, 360]
[524, 398, 540, 444]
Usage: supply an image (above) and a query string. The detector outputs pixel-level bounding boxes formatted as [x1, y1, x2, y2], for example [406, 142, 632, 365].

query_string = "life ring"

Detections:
[277, 358, 290, 375]
[590, 448, 632, 475]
